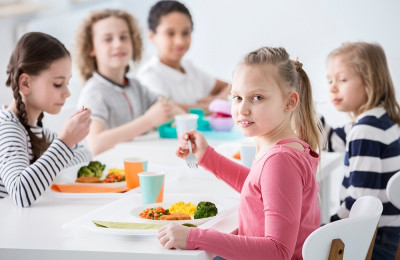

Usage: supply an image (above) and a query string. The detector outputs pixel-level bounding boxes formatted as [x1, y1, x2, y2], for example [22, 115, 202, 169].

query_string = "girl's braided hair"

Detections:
[6, 32, 70, 163]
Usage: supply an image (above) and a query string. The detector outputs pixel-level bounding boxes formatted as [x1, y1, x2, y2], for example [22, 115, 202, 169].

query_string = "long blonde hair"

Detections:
[240, 47, 322, 151]
[75, 9, 143, 83]
[328, 42, 400, 125]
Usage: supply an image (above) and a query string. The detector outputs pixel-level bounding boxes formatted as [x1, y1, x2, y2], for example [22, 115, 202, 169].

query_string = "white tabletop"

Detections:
[0, 131, 342, 260]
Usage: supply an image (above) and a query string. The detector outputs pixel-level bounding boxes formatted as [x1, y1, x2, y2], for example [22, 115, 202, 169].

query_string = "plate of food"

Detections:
[55, 161, 126, 187]
[129, 201, 219, 226]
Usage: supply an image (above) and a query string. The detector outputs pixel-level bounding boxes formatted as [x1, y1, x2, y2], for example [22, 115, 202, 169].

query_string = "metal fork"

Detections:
[186, 140, 198, 169]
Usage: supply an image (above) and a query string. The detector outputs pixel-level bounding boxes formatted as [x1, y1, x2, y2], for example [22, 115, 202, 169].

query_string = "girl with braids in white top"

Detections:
[0, 32, 92, 207]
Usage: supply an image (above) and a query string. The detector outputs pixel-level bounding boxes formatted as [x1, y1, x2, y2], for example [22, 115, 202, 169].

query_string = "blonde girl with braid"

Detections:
[158, 47, 322, 260]
[0, 32, 92, 207]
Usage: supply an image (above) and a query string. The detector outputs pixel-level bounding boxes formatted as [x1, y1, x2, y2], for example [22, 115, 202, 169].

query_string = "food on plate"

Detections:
[194, 201, 218, 219]
[160, 212, 191, 220]
[75, 176, 102, 183]
[169, 201, 197, 216]
[108, 168, 125, 175]
[182, 223, 197, 227]
[139, 206, 170, 220]
[138, 201, 218, 221]
[77, 161, 106, 179]
[103, 168, 125, 183]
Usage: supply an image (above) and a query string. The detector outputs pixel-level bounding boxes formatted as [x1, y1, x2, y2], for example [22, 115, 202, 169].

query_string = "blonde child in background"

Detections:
[158, 47, 322, 259]
[0, 32, 92, 207]
[323, 42, 400, 259]
[75, 9, 182, 155]
[137, 0, 230, 114]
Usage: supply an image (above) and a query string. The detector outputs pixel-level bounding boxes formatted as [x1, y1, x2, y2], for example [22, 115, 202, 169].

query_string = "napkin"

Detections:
[93, 220, 164, 229]
[50, 184, 129, 193]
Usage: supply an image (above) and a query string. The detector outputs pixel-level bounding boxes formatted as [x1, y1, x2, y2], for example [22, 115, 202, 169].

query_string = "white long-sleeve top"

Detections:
[0, 109, 92, 207]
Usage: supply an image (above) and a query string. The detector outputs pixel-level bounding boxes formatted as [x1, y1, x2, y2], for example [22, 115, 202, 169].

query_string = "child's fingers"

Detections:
[175, 147, 189, 159]
[72, 108, 92, 120]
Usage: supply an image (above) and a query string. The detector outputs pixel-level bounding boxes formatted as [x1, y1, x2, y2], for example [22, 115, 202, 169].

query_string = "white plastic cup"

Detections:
[175, 114, 198, 139]
[240, 141, 256, 168]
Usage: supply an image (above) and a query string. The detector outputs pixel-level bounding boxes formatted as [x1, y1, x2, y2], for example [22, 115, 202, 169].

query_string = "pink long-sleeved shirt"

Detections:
[187, 138, 320, 260]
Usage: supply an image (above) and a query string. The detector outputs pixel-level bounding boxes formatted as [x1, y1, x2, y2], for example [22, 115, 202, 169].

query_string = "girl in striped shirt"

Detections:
[325, 42, 400, 259]
[0, 32, 92, 207]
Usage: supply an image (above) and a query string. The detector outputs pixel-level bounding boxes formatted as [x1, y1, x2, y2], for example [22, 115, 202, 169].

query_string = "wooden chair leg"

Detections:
[395, 241, 400, 260]
[365, 227, 378, 260]
[329, 238, 345, 260]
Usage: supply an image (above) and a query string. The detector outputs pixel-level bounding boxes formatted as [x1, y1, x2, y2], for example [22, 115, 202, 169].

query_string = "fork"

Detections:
[185, 140, 198, 169]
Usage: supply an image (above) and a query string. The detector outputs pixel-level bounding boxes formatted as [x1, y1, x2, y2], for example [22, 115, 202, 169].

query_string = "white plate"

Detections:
[62, 192, 238, 236]
[55, 162, 126, 188]
[129, 202, 217, 225]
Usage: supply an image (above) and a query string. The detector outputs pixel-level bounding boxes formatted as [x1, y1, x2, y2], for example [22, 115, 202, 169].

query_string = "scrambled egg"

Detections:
[108, 168, 125, 175]
[169, 201, 197, 216]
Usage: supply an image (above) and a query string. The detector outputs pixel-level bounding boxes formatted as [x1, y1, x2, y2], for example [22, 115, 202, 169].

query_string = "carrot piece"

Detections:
[233, 150, 241, 160]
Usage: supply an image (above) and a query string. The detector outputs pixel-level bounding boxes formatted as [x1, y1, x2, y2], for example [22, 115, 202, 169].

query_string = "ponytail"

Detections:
[292, 60, 322, 152]
[240, 47, 321, 151]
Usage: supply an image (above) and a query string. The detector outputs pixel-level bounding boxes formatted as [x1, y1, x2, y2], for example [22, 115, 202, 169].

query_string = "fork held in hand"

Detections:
[186, 140, 198, 169]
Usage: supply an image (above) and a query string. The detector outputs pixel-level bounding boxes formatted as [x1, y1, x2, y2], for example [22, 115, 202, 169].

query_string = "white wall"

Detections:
[1, 0, 400, 129]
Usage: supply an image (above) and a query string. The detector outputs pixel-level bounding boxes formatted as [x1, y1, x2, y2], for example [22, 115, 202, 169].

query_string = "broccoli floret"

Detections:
[87, 161, 106, 178]
[77, 166, 94, 177]
[77, 161, 106, 178]
[194, 201, 218, 219]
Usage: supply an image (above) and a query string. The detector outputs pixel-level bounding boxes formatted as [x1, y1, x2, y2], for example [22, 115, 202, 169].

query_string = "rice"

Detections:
[169, 201, 197, 216]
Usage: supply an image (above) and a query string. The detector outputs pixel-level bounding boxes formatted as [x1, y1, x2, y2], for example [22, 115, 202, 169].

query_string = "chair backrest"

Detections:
[387, 171, 400, 209]
[302, 196, 383, 260]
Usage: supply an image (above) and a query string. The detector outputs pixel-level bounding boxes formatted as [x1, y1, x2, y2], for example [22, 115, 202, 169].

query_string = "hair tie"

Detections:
[294, 58, 303, 71]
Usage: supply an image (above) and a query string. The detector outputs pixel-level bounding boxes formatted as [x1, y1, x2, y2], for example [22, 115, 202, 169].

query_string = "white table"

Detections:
[0, 131, 342, 260]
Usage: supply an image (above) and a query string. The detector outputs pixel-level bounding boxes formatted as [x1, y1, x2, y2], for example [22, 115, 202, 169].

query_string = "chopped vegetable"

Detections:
[77, 161, 105, 179]
[139, 206, 170, 220]
[103, 172, 125, 183]
[194, 201, 218, 219]
[182, 223, 197, 227]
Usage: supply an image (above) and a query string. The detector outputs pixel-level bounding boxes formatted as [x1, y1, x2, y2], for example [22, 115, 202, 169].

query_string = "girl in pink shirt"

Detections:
[158, 47, 322, 260]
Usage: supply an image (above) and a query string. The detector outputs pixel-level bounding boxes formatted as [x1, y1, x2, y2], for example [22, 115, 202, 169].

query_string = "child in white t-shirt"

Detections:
[137, 0, 229, 113]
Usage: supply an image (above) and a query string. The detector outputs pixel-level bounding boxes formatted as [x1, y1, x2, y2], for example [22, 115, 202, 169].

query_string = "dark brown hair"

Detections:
[6, 32, 70, 163]
[75, 9, 143, 82]
[240, 47, 322, 151]
[148, 0, 193, 32]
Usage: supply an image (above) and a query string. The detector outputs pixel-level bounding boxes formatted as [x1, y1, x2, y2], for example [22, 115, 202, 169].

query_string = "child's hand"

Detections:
[58, 107, 92, 148]
[144, 101, 173, 127]
[176, 130, 208, 162]
[158, 223, 190, 249]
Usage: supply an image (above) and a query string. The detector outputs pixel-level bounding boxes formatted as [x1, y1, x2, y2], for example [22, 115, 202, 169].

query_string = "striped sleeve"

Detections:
[320, 115, 348, 152]
[0, 122, 73, 207]
[333, 114, 400, 232]
[43, 128, 92, 166]
[69, 142, 92, 166]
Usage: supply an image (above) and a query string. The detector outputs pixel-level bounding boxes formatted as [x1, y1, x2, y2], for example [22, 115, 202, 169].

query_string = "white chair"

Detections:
[386, 171, 400, 259]
[302, 195, 383, 260]
[387, 171, 400, 209]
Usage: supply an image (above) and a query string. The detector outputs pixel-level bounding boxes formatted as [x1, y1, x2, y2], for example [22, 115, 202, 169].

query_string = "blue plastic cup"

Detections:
[138, 172, 165, 205]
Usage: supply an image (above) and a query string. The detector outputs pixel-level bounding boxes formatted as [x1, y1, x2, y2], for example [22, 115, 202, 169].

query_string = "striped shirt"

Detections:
[324, 107, 400, 234]
[0, 110, 92, 207]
